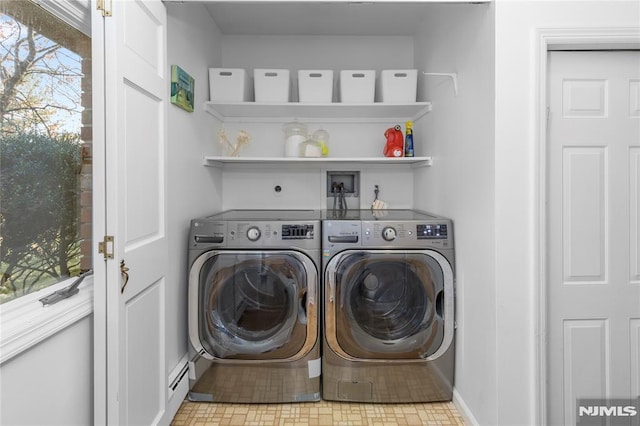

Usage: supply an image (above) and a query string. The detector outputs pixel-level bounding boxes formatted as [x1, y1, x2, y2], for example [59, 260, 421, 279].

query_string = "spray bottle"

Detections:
[404, 120, 414, 157]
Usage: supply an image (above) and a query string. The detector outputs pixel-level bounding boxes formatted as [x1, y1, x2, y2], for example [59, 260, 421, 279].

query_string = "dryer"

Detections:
[322, 209, 455, 403]
[188, 210, 321, 403]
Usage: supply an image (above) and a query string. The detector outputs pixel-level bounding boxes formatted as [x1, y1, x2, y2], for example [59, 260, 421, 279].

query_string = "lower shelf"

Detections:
[202, 156, 432, 168]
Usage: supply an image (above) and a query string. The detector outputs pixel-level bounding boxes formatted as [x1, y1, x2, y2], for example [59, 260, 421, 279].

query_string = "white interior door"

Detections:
[94, 1, 168, 424]
[547, 50, 640, 425]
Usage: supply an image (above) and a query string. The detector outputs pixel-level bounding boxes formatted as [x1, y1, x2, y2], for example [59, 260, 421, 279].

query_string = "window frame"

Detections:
[0, 276, 94, 364]
[0, 0, 93, 365]
[33, 0, 91, 36]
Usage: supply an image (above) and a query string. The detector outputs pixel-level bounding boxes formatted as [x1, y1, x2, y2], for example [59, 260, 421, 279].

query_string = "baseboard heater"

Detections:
[168, 355, 189, 397]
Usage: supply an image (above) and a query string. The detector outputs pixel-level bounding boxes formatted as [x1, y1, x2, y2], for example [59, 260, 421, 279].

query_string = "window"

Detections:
[0, 0, 92, 305]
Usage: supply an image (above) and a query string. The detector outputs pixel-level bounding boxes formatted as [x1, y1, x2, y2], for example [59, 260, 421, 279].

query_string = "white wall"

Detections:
[165, 2, 223, 380]
[413, 3, 496, 425]
[219, 34, 419, 210]
[0, 317, 93, 426]
[494, 1, 640, 425]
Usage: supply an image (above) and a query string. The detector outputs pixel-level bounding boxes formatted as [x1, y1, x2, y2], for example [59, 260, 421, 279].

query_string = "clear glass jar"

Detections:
[282, 122, 308, 157]
[298, 139, 323, 157]
[312, 128, 329, 156]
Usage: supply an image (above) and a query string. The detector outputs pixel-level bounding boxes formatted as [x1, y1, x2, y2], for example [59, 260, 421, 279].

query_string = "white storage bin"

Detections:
[376, 69, 418, 102]
[208, 68, 250, 102]
[254, 69, 290, 102]
[339, 70, 376, 103]
[298, 70, 334, 103]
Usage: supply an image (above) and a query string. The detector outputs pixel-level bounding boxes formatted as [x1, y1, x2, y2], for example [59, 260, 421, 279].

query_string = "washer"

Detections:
[322, 209, 455, 403]
[188, 210, 321, 403]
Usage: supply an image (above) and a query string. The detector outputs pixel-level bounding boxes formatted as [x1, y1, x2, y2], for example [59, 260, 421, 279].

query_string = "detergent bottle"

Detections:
[383, 125, 404, 157]
[404, 120, 414, 157]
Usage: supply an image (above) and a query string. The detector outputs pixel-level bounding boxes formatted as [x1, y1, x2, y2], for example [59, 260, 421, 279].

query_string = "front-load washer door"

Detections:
[325, 250, 454, 360]
[189, 250, 318, 361]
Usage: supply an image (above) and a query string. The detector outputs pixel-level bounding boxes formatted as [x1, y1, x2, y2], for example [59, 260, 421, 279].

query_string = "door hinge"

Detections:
[98, 235, 114, 260]
[97, 0, 112, 17]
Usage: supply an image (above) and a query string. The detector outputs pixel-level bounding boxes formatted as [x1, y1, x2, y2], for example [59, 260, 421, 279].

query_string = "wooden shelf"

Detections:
[203, 156, 432, 168]
[204, 101, 432, 123]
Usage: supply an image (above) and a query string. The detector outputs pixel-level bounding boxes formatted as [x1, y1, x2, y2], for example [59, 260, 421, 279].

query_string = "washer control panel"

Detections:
[361, 220, 452, 248]
[417, 223, 448, 240]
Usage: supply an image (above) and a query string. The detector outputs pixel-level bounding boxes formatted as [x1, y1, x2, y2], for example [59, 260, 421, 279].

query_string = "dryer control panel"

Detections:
[190, 219, 319, 249]
[190, 220, 227, 247]
[282, 224, 315, 240]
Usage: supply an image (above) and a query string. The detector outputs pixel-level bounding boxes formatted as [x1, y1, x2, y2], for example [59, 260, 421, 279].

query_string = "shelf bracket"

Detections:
[422, 72, 458, 96]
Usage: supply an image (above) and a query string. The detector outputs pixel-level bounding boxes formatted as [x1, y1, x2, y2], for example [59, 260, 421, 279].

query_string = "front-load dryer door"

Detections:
[189, 250, 318, 361]
[325, 250, 454, 360]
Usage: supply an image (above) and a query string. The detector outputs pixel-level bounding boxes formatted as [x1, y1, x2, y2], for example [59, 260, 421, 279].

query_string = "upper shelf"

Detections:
[204, 101, 432, 123]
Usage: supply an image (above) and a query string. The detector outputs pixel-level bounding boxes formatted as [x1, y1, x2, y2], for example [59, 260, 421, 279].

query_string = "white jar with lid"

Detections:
[282, 122, 308, 157]
[298, 139, 323, 157]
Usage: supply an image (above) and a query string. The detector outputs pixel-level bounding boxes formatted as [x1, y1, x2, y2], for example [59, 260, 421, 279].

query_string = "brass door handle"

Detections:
[120, 260, 130, 293]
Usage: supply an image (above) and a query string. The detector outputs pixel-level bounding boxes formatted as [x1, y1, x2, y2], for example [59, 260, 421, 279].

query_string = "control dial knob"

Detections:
[246, 226, 261, 241]
[382, 226, 397, 241]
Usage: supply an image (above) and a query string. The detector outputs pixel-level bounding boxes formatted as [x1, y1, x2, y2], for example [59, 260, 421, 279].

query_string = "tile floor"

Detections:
[171, 400, 465, 426]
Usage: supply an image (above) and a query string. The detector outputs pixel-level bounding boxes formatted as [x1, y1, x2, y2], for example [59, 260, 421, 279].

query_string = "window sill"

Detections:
[0, 276, 94, 365]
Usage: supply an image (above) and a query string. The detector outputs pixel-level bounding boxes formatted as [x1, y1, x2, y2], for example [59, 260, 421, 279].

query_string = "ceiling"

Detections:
[170, 2, 480, 36]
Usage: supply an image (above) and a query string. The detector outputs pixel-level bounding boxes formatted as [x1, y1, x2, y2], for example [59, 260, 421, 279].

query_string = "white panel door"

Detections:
[95, 1, 168, 425]
[547, 51, 640, 425]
